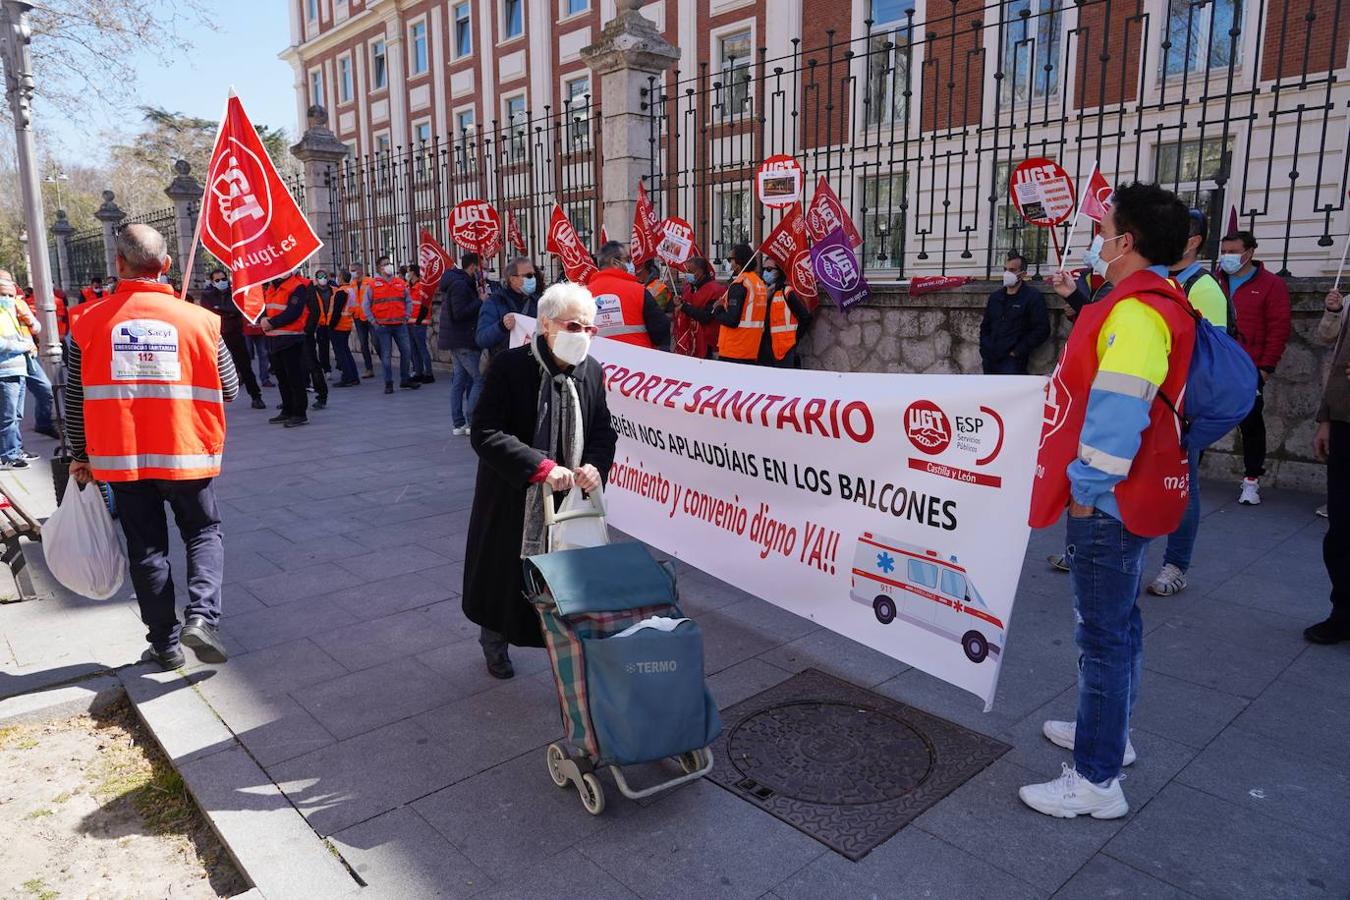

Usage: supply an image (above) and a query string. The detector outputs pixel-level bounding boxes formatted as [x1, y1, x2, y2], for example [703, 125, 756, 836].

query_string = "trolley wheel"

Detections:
[677, 751, 701, 775]
[579, 772, 605, 815]
[546, 743, 569, 788]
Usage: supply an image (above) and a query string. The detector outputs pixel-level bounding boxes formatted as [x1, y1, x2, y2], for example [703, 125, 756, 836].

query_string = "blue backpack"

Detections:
[1158, 290, 1258, 451]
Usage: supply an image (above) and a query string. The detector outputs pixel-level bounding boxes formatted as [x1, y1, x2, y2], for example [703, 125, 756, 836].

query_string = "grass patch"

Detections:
[14, 735, 39, 750]
[22, 878, 58, 900]
[87, 714, 196, 836]
[24, 807, 54, 820]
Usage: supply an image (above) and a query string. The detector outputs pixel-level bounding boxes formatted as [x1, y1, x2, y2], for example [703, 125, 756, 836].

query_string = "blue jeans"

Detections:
[329, 329, 360, 383]
[1066, 510, 1149, 785]
[1163, 450, 1201, 571]
[0, 375, 22, 460]
[409, 323, 433, 378]
[23, 355, 54, 432]
[245, 334, 271, 384]
[449, 348, 484, 428]
[373, 323, 413, 384]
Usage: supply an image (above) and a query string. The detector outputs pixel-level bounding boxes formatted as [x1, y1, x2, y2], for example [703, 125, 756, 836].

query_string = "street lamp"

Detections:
[43, 166, 67, 209]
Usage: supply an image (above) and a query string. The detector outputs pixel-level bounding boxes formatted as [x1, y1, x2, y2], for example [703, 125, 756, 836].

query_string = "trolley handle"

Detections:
[542, 487, 607, 528]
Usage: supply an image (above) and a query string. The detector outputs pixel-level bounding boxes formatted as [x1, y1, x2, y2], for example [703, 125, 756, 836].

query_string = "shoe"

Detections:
[2, 457, 29, 469]
[1238, 478, 1262, 505]
[399, 381, 421, 390]
[336, 379, 360, 387]
[180, 616, 228, 664]
[1042, 720, 1136, 766]
[250, 397, 267, 410]
[421, 374, 436, 384]
[141, 644, 185, 670]
[1047, 554, 1069, 572]
[1019, 763, 1129, 819]
[314, 399, 327, 410]
[384, 383, 394, 395]
[1316, 504, 1328, 518]
[35, 427, 60, 439]
[19, 450, 39, 461]
[484, 647, 515, 680]
[1147, 563, 1188, 597]
[363, 370, 375, 379]
[268, 414, 289, 424]
[261, 380, 275, 388]
[285, 416, 309, 428]
[1304, 618, 1350, 644]
[452, 425, 469, 436]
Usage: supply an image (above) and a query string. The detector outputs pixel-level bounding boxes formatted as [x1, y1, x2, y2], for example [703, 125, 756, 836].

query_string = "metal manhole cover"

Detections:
[708, 668, 1009, 861]
[727, 701, 934, 804]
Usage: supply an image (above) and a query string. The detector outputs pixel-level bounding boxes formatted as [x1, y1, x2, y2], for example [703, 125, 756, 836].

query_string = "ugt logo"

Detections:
[904, 399, 952, 455]
[205, 139, 273, 249]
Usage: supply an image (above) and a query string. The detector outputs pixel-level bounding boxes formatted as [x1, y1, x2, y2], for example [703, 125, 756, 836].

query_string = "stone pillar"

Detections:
[290, 105, 351, 272]
[49, 208, 73, 294]
[582, 0, 678, 245]
[93, 190, 124, 278]
[164, 159, 203, 288]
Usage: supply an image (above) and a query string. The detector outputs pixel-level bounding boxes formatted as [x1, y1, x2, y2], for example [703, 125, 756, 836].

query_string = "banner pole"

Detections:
[1334, 230, 1350, 292]
[1048, 226, 1063, 270]
[1057, 160, 1096, 273]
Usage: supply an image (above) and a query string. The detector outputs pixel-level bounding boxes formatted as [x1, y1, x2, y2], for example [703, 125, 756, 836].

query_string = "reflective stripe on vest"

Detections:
[89, 452, 222, 473]
[264, 276, 307, 335]
[333, 285, 355, 330]
[718, 272, 768, 360]
[368, 277, 409, 324]
[84, 384, 224, 403]
[768, 289, 797, 360]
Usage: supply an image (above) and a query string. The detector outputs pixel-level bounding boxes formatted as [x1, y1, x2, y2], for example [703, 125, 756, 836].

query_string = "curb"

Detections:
[0, 672, 122, 726]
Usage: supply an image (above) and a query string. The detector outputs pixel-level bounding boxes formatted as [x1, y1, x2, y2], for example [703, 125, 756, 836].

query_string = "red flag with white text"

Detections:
[631, 181, 660, 266]
[804, 177, 863, 249]
[760, 202, 818, 307]
[200, 93, 322, 321]
[1079, 165, 1115, 224]
[546, 203, 598, 284]
[418, 229, 455, 284]
[506, 210, 528, 255]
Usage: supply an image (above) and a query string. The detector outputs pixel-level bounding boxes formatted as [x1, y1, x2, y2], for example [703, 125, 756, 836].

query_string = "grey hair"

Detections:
[596, 240, 628, 269]
[537, 281, 595, 322]
[117, 224, 169, 277]
[505, 256, 532, 278]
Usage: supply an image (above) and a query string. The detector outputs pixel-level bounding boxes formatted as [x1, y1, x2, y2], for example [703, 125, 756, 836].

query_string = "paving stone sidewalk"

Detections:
[1, 377, 1346, 899]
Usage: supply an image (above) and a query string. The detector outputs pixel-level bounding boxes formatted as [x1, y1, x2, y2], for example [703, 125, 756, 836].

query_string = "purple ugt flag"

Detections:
[809, 226, 870, 310]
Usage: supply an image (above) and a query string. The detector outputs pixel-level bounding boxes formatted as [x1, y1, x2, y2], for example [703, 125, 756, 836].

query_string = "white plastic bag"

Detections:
[43, 482, 126, 600]
[548, 487, 609, 552]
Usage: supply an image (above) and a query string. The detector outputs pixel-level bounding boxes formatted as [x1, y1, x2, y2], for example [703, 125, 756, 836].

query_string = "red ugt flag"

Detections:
[200, 92, 322, 321]
[805, 177, 863, 249]
[546, 203, 598, 284]
[760, 202, 818, 307]
[418, 229, 455, 284]
[630, 181, 660, 266]
[1079, 165, 1115, 224]
[505, 210, 528, 255]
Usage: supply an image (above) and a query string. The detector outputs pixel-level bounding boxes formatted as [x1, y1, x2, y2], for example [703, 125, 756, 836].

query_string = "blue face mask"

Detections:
[763, 270, 778, 286]
[1081, 234, 1103, 273]
[624, 262, 636, 275]
[521, 276, 537, 295]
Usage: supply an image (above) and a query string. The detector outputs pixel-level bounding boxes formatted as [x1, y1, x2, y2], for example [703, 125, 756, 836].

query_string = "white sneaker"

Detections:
[1019, 762, 1129, 819]
[1316, 504, 1328, 519]
[452, 425, 469, 436]
[1147, 563, 1187, 597]
[1238, 479, 1262, 505]
[1042, 720, 1136, 766]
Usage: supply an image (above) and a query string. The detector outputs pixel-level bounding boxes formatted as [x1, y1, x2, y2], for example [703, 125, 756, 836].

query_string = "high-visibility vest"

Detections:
[717, 272, 768, 361]
[350, 277, 368, 321]
[768, 288, 797, 360]
[588, 269, 655, 348]
[410, 280, 434, 322]
[647, 278, 674, 312]
[332, 284, 355, 331]
[368, 276, 410, 325]
[315, 285, 335, 327]
[69, 281, 227, 482]
[263, 275, 308, 336]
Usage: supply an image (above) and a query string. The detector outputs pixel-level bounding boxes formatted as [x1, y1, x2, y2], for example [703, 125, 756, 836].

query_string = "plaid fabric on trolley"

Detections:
[537, 601, 677, 761]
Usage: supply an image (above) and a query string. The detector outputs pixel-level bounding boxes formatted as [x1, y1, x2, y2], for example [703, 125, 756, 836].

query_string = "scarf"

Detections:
[521, 334, 584, 557]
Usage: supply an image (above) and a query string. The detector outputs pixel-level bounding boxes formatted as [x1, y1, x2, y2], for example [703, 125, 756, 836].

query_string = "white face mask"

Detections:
[211, 280, 227, 290]
[381, 264, 395, 276]
[1218, 253, 1244, 275]
[316, 276, 329, 286]
[624, 262, 636, 275]
[1001, 270, 1020, 288]
[1092, 234, 1125, 278]
[550, 328, 592, 366]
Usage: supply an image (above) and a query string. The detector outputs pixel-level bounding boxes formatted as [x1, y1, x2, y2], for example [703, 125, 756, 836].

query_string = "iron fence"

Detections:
[65, 227, 107, 291]
[324, 95, 602, 279]
[642, 0, 1347, 278]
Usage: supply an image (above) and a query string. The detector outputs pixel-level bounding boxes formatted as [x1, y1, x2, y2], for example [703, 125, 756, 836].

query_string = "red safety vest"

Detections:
[1029, 269, 1196, 538]
[70, 281, 226, 482]
[588, 269, 655, 348]
[263, 275, 309, 335]
[368, 276, 409, 325]
[718, 272, 768, 361]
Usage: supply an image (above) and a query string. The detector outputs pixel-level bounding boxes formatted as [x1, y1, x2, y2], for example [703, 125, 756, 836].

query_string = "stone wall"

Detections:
[800, 279, 1338, 493]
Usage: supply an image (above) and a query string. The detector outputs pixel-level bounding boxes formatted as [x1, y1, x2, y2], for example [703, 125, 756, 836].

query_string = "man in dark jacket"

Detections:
[304, 270, 331, 410]
[199, 268, 265, 409]
[438, 253, 485, 436]
[476, 257, 539, 359]
[980, 253, 1050, 374]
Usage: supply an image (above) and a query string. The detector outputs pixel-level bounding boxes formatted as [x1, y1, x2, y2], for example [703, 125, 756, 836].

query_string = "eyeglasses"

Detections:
[515, 272, 536, 279]
[557, 319, 598, 335]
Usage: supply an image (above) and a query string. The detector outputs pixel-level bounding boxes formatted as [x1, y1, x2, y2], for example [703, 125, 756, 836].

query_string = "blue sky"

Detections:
[41, 0, 296, 163]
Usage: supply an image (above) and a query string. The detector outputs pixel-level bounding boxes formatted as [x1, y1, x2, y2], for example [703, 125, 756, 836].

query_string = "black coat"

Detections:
[437, 268, 481, 351]
[979, 282, 1050, 367]
[462, 339, 618, 646]
[199, 284, 244, 339]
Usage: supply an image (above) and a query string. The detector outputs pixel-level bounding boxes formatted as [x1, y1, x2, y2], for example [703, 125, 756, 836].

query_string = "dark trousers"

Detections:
[223, 330, 262, 401]
[304, 333, 329, 402]
[313, 326, 332, 372]
[983, 356, 1028, 375]
[1239, 387, 1266, 478]
[354, 319, 375, 373]
[111, 478, 223, 651]
[330, 329, 360, 383]
[1327, 421, 1350, 625]
[268, 340, 309, 419]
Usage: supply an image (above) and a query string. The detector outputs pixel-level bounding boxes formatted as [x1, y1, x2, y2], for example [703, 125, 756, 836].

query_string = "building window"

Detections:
[1156, 137, 1232, 258]
[410, 20, 428, 75]
[370, 40, 387, 90]
[717, 29, 753, 120]
[562, 0, 588, 16]
[859, 173, 906, 269]
[337, 56, 353, 104]
[565, 202, 594, 249]
[454, 2, 473, 58]
[1162, 0, 1242, 78]
[305, 0, 317, 21]
[503, 0, 525, 40]
[414, 121, 432, 144]
[455, 107, 476, 136]
[563, 75, 591, 146]
[308, 69, 324, 107]
[1001, 0, 1062, 103]
[715, 187, 750, 258]
[375, 133, 392, 156]
[993, 160, 1050, 265]
[864, 0, 912, 128]
[504, 94, 528, 160]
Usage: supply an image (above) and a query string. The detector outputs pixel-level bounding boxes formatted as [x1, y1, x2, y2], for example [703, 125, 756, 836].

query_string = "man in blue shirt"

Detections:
[979, 253, 1050, 374]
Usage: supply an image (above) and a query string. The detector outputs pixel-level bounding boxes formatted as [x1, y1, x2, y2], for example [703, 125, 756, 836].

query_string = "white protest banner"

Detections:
[510, 314, 537, 348]
[589, 341, 1044, 710]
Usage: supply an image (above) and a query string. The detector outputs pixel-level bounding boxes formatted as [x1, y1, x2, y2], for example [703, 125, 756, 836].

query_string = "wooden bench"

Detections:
[0, 486, 40, 603]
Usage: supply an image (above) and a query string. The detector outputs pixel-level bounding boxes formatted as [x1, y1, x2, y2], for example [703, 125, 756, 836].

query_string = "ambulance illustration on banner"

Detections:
[849, 532, 1005, 664]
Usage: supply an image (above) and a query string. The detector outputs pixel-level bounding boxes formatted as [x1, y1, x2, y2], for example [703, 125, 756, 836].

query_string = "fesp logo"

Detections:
[905, 399, 952, 455]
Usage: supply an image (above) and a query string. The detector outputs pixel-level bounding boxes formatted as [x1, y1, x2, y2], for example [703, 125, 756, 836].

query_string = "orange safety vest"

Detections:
[717, 272, 768, 361]
[263, 275, 309, 336]
[314, 285, 336, 327]
[332, 284, 355, 331]
[349, 277, 367, 321]
[367, 276, 410, 325]
[81, 285, 103, 306]
[410, 280, 434, 322]
[767, 288, 797, 360]
[647, 278, 674, 312]
[588, 269, 655, 348]
[69, 281, 227, 482]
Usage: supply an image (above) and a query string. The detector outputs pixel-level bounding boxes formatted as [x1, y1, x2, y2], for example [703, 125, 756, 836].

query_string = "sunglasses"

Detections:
[557, 319, 598, 335]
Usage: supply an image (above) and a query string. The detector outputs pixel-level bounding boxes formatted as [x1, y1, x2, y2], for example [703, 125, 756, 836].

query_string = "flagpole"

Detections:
[1335, 231, 1350, 292]
[181, 89, 234, 303]
[1057, 159, 1097, 273]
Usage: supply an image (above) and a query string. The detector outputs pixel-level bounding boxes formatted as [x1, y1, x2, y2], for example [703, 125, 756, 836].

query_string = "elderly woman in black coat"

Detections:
[463, 281, 618, 678]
